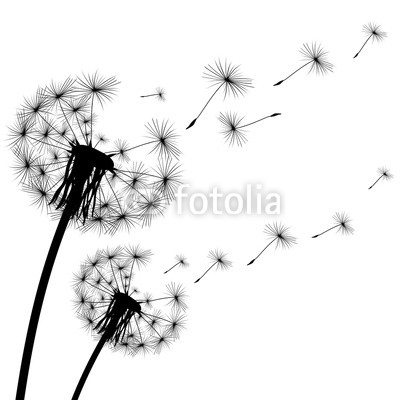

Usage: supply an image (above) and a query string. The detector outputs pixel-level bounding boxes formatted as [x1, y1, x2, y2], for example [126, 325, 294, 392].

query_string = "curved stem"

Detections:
[247, 237, 277, 265]
[16, 204, 73, 400]
[71, 333, 108, 400]
[194, 262, 217, 283]
[186, 83, 224, 129]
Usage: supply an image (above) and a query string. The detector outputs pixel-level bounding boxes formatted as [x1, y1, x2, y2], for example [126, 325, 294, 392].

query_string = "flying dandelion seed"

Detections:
[10, 74, 181, 400]
[312, 212, 354, 238]
[273, 42, 334, 86]
[164, 254, 190, 274]
[194, 249, 232, 283]
[72, 245, 187, 400]
[247, 222, 297, 265]
[353, 23, 387, 58]
[218, 111, 281, 146]
[140, 87, 166, 101]
[368, 167, 393, 189]
[186, 60, 253, 130]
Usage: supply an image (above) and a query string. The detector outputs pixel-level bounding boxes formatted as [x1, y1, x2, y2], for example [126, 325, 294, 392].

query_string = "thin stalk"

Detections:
[273, 60, 313, 86]
[71, 330, 109, 400]
[140, 93, 159, 98]
[16, 202, 73, 400]
[238, 113, 281, 129]
[311, 224, 340, 238]
[368, 174, 383, 190]
[194, 262, 217, 283]
[164, 262, 180, 274]
[247, 237, 277, 265]
[186, 83, 224, 129]
[353, 35, 373, 58]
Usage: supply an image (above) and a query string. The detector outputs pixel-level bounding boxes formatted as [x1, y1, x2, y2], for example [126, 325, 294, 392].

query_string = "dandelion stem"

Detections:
[238, 113, 281, 129]
[311, 224, 340, 238]
[186, 83, 224, 129]
[140, 93, 158, 98]
[16, 202, 73, 400]
[368, 174, 383, 190]
[247, 237, 278, 265]
[164, 262, 180, 274]
[71, 330, 109, 400]
[194, 262, 217, 283]
[273, 60, 313, 86]
[354, 34, 373, 58]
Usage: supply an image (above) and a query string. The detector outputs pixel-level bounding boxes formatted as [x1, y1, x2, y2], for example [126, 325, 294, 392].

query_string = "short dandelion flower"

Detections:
[72, 244, 187, 400]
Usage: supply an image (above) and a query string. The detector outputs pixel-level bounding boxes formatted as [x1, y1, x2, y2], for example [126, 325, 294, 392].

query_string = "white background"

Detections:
[1, 0, 399, 399]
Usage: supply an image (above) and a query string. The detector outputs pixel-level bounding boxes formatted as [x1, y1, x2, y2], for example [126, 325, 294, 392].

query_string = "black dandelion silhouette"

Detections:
[218, 111, 281, 146]
[72, 245, 187, 400]
[10, 74, 182, 400]
[353, 23, 387, 58]
[164, 254, 190, 274]
[186, 60, 253, 130]
[273, 42, 334, 86]
[194, 249, 232, 283]
[368, 167, 393, 190]
[140, 87, 166, 101]
[247, 222, 297, 265]
[312, 212, 354, 238]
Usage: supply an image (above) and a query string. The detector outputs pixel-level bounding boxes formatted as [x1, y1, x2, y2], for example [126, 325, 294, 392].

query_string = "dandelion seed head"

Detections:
[263, 222, 297, 249]
[333, 212, 354, 235]
[73, 245, 187, 355]
[10, 74, 179, 231]
[218, 112, 247, 147]
[208, 249, 233, 270]
[204, 60, 253, 99]
[300, 42, 334, 75]
[363, 22, 387, 42]
[378, 166, 393, 180]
